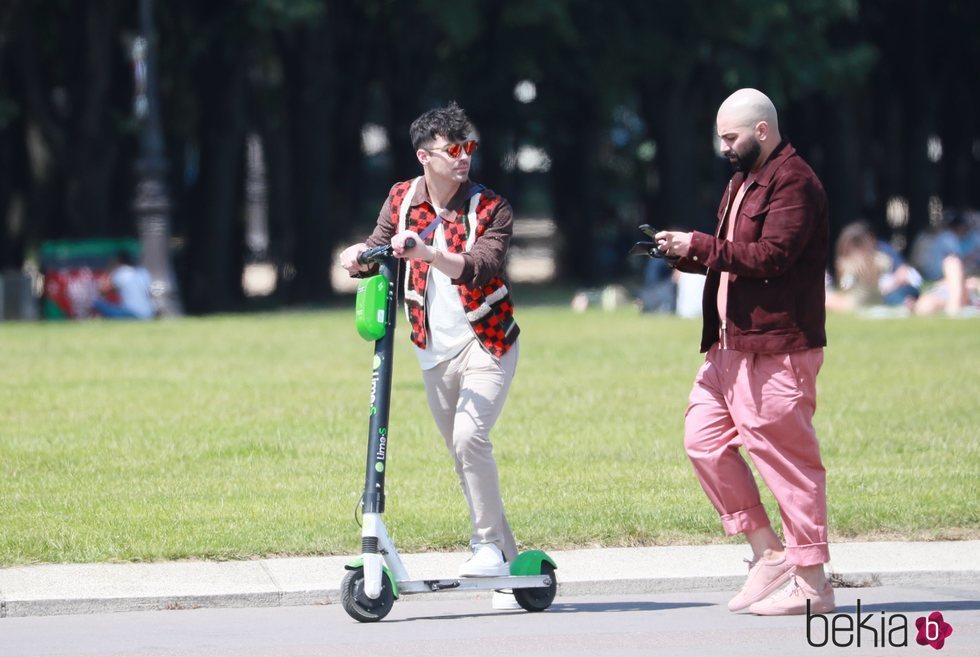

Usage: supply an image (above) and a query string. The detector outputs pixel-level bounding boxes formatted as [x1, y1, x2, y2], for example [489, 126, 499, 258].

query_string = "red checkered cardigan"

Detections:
[379, 177, 519, 358]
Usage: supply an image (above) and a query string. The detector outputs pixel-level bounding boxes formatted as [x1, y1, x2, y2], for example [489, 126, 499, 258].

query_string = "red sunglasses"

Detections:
[427, 140, 479, 159]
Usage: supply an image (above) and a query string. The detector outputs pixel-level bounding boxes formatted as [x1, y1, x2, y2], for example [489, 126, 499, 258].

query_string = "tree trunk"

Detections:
[68, 0, 120, 237]
[278, 19, 334, 304]
[252, 61, 294, 305]
[12, 8, 68, 242]
[545, 97, 599, 283]
[823, 92, 863, 244]
[656, 84, 702, 231]
[184, 44, 249, 313]
[323, 1, 373, 274]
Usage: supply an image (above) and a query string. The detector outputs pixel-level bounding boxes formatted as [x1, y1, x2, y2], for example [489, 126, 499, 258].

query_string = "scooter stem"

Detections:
[359, 255, 400, 599]
[362, 256, 398, 514]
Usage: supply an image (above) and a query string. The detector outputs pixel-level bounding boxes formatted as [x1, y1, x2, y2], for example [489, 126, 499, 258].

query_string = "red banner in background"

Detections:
[40, 239, 137, 319]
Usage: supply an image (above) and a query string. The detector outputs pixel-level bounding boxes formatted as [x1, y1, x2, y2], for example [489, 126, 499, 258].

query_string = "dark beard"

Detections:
[731, 139, 761, 172]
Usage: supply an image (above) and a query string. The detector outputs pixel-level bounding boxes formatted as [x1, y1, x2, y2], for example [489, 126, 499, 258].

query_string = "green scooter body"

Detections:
[355, 274, 389, 341]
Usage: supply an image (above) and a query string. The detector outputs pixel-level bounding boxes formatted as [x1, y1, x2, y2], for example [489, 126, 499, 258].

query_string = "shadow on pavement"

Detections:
[393, 600, 714, 622]
[547, 600, 716, 613]
[836, 600, 980, 614]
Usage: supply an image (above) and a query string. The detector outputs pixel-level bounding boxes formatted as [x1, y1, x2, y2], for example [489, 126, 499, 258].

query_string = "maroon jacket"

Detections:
[674, 141, 828, 354]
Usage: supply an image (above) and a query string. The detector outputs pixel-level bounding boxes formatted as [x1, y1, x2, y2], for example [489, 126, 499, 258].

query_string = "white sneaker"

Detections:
[458, 543, 510, 577]
[492, 589, 521, 610]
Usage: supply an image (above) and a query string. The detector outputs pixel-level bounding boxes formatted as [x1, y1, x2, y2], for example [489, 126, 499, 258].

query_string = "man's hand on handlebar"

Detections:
[339, 231, 436, 277]
[392, 231, 434, 263]
[339, 242, 370, 274]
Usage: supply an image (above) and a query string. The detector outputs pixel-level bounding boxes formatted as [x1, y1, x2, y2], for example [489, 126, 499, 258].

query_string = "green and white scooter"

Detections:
[341, 240, 557, 623]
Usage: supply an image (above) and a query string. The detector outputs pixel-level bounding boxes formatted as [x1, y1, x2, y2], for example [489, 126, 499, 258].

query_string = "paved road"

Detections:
[2, 584, 977, 657]
[4, 541, 977, 617]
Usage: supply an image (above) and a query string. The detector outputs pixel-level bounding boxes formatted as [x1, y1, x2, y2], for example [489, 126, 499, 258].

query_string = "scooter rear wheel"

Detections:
[513, 562, 557, 612]
[341, 567, 395, 622]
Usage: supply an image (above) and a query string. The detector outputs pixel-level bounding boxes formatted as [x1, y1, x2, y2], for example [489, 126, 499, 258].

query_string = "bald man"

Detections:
[655, 89, 833, 616]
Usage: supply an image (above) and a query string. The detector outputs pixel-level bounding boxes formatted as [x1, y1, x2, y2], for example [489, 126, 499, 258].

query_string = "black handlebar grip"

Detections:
[356, 237, 419, 265]
[356, 244, 392, 265]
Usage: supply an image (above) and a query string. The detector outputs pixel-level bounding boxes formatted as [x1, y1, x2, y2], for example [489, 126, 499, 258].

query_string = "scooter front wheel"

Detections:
[341, 567, 395, 622]
[514, 562, 557, 612]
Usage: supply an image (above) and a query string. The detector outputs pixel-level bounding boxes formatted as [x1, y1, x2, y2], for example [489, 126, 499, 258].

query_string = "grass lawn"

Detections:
[1, 299, 977, 565]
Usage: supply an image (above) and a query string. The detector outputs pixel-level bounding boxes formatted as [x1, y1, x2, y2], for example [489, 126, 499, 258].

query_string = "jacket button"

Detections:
[692, 255, 699, 262]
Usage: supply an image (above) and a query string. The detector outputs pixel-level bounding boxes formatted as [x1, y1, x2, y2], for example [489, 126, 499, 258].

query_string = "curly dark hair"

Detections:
[409, 101, 473, 150]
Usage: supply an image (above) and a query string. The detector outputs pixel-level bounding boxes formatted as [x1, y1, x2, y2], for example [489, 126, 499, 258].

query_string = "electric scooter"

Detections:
[341, 241, 557, 623]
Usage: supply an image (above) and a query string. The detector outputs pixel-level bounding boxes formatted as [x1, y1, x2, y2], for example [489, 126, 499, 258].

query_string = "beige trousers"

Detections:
[421, 338, 519, 561]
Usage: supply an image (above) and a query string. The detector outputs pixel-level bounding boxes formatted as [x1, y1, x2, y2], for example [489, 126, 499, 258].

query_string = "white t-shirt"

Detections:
[413, 224, 475, 370]
[111, 265, 155, 319]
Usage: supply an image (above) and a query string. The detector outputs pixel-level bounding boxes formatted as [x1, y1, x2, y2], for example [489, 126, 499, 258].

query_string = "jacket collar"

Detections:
[410, 176, 473, 213]
[736, 140, 794, 189]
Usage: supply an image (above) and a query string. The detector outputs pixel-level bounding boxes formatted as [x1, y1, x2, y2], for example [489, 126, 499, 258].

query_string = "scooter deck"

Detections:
[397, 574, 552, 595]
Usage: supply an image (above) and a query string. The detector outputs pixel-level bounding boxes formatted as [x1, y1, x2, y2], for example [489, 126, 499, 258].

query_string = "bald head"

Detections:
[717, 88, 780, 135]
[716, 88, 781, 172]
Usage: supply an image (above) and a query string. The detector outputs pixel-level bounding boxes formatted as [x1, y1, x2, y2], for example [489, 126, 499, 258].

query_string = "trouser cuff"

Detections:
[786, 542, 830, 566]
[720, 504, 770, 536]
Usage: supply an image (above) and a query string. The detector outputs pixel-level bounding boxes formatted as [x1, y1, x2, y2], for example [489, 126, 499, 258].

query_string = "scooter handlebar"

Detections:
[356, 238, 417, 265]
[356, 244, 391, 264]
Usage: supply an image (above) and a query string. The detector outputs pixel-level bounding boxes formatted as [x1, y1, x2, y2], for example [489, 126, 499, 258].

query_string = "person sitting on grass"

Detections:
[92, 251, 156, 320]
[911, 209, 980, 316]
[825, 221, 922, 314]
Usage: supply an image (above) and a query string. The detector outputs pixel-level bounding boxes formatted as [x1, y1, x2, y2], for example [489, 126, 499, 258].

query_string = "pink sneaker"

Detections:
[749, 575, 836, 616]
[727, 550, 795, 612]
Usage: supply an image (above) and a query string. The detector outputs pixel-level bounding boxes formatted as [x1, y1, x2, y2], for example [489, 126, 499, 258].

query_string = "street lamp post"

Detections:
[131, 0, 182, 316]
